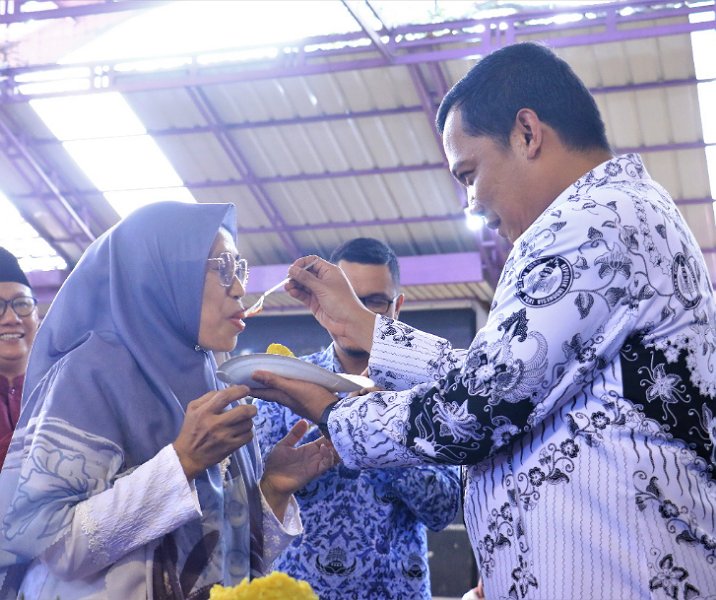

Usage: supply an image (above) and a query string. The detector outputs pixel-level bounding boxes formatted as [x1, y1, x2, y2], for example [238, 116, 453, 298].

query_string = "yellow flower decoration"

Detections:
[265, 343, 295, 358]
[210, 572, 318, 599]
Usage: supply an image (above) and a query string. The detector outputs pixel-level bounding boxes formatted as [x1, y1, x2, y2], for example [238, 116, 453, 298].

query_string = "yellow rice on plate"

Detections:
[265, 343, 295, 357]
[209, 572, 318, 599]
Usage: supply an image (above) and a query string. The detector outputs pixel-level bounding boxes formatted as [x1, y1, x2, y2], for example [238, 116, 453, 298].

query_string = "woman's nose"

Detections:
[229, 276, 245, 299]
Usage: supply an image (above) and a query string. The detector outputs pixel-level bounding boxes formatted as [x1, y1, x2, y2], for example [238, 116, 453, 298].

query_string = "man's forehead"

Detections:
[0, 281, 32, 297]
[338, 260, 393, 287]
[338, 259, 389, 273]
[443, 109, 475, 165]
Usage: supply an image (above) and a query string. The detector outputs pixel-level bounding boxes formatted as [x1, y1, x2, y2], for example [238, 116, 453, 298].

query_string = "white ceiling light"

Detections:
[30, 92, 195, 218]
[464, 207, 484, 232]
[0, 194, 66, 271]
[689, 10, 716, 219]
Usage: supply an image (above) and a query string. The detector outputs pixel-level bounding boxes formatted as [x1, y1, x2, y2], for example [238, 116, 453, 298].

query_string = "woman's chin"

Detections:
[219, 336, 239, 353]
[200, 334, 239, 354]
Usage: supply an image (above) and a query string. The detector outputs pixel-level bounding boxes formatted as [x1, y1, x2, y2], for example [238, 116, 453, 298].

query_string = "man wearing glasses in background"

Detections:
[254, 237, 461, 600]
[0, 247, 39, 471]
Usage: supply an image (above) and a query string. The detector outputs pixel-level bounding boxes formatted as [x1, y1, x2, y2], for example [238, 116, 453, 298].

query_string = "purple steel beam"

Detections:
[132, 139, 716, 189]
[28, 251, 486, 305]
[591, 76, 716, 95]
[11, 191, 711, 237]
[25, 76, 714, 148]
[405, 59, 503, 288]
[341, 0, 393, 61]
[28, 106, 424, 145]
[365, 1, 390, 33]
[0, 114, 96, 260]
[546, 19, 716, 50]
[26, 269, 68, 306]
[675, 197, 715, 207]
[405, 60, 469, 223]
[385, 0, 706, 36]
[235, 213, 464, 234]
[210, 162, 447, 187]
[407, 65, 442, 148]
[232, 193, 715, 239]
[0, 110, 97, 242]
[13, 139, 713, 200]
[151, 106, 420, 134]
[1, 3, 712, 100]
[0, 0, 165, 24]
[404, 63, 461, 202]
[185, 86, 301, 257]
[405, 2, 715, 54]
[430, 37, 508, 287]
[0, 0, 701, 36]
[620, 141, 715, 154]
[32, 242, 716, 302]
[0, 196, 74, 265]
[400, 252, 482, 286]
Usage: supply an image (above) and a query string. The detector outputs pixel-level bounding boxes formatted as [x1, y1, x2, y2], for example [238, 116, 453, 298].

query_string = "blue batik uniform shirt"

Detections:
[254, 343, 461, 600]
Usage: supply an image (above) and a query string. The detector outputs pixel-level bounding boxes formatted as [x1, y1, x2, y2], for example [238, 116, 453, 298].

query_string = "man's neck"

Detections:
[0, 371, 23, 384]
[0, 362, 26, 382]
[333, 345, 369, 375]
[543, 147, 614, 205]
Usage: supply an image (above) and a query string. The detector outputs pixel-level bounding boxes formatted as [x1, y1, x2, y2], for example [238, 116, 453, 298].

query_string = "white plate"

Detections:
[216, 353, 374, 393]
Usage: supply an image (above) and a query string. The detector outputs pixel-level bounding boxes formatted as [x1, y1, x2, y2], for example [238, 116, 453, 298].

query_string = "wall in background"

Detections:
[234, 307, 478, 356]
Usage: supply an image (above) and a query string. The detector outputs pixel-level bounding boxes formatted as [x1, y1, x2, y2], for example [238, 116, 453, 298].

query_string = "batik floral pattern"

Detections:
[329, 154, 716, 598]
[635, 474, 716, 564]
[3, 417, 121, 545]
[648, 551, 702, 599]
[254, 344, 460, 600]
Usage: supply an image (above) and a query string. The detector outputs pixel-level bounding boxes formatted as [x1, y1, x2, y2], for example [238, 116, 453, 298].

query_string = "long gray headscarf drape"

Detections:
[0, 201, 264, 598]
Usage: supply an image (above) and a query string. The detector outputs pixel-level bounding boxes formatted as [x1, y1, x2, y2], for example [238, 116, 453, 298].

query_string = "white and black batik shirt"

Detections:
[327, 154, 716, 600]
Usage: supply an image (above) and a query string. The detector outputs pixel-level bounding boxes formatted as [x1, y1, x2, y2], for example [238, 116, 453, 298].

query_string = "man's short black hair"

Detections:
[436, 42, 610, 152]
[330, 237, 400, 287]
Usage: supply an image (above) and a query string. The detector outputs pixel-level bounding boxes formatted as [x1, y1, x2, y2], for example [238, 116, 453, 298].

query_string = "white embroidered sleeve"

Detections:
[369, 315, 468, 390]
[41, 444, 201, 579]
[331, 196, 643, 469]
[260, 492, 302, 569]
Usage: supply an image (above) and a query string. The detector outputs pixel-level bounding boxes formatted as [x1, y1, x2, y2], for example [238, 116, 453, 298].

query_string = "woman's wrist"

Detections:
[172, 442, 201, 482]
[260, 476, 290, 522]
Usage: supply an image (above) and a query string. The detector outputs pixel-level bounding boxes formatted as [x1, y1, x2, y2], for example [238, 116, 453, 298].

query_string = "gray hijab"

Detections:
[0, 201, 264, 598]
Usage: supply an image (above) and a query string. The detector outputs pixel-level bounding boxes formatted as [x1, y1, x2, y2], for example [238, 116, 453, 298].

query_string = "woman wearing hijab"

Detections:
[0, 202, 333, 599]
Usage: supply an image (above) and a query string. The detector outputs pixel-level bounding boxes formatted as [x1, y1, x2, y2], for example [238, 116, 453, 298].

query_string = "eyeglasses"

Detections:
[207, 252, 249, 287]
[358, 294, 398, 315]
[0, 296, 38, 318]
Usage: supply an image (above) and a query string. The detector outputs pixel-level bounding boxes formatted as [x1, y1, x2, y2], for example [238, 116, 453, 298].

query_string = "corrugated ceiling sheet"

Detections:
[0, 4, 712, 298]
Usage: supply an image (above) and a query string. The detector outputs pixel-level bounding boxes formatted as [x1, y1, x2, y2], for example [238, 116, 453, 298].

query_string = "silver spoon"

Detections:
[244, 259, 319, 318]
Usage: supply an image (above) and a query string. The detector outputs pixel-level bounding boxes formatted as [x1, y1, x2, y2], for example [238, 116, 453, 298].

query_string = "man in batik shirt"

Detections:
[252, 42, 716, 599]
[255, 238, 460, 600]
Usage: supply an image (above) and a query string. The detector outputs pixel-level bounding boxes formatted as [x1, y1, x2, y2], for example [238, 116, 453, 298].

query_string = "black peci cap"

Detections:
[0, 247, 31, 288]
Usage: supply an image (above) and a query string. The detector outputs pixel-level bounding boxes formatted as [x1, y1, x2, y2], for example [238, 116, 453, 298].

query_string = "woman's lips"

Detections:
[229, 312, 246, 331]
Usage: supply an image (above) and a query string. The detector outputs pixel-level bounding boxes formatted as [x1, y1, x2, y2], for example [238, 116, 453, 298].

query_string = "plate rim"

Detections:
[216, 353, 373, 392]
